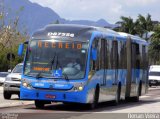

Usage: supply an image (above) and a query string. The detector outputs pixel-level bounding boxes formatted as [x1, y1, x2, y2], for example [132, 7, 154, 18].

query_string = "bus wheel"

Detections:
[115, 84, 121, 105]
[63, 102, 76, 106]
[3, 91, 11, 99]
[35, 100, 45, 109]
[89, 86, 99, 109]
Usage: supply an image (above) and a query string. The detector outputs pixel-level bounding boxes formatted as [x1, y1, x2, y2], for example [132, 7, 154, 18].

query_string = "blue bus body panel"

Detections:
[20, 76, 88, 103]
[20, 86, 87, 103]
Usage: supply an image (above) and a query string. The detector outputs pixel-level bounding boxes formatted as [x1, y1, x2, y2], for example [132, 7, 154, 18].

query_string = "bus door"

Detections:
[142, 45, 148, 94]
[99, 38, 116, 101]
[89, 38, 105, 85]
[98, 38, 119, 100]
[125, 38, 140, 98]
[103, 39, 119, 99]
[131, 43, 140, 96]
[93, 38, 106, 86]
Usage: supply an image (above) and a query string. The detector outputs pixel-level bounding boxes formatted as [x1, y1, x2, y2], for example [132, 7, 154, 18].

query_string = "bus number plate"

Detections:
[45, 94, 56, 99]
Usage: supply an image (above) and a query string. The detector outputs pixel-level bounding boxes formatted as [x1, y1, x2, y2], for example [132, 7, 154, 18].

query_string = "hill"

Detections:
[3, 0, 115, 35]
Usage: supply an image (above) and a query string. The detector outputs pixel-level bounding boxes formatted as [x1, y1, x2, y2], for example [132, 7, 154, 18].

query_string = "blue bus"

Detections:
[18, 24, 148, 109]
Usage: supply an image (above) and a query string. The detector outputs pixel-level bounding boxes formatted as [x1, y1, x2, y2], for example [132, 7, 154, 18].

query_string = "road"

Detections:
[0, 86, 33, 108]
[0, 86, 160, 119]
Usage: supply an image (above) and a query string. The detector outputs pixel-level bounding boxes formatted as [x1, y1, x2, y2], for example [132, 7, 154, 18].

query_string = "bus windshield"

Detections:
[24, 39, 88, 79]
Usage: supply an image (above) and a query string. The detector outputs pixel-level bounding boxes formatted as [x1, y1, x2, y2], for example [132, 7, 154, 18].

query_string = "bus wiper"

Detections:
[36, 53, 57, 79]
[48, 74, 69, 81]
[36, 72, 44, 78]
[63, 72, 69, 81]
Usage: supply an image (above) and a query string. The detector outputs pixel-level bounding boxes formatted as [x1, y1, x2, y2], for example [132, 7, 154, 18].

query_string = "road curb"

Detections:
[0, 101, 34, 109]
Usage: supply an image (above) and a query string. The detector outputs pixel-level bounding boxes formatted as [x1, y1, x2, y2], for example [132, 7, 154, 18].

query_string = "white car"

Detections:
[0, 72, 9, 85]
[3, 63, 23, 99]
[148, 65, 160, 87]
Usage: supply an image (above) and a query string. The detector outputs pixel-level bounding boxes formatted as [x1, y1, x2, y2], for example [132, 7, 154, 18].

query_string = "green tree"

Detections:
[115, 14, 160, 64]
[149, 24, 160, 64]
[54, 20, 60, 24]
[115, 16, 137, 35]
[0, 4, 28, 71]
[50, 19, 60, 24]
[136, 14, 153, 40]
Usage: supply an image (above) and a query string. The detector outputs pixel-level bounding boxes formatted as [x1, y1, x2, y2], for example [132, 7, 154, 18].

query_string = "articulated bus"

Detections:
[18, 24, 148, 109]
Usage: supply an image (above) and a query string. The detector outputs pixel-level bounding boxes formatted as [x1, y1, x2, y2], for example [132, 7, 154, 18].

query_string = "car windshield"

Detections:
[0, 73, 8, 77]
[24, 39, 88, 79]
[12, 64, 23, 73]
[149, 72, 160, 76]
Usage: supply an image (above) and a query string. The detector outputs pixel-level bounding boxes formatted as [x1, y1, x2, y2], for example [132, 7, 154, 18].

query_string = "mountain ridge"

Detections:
[3, 0, 116, 35]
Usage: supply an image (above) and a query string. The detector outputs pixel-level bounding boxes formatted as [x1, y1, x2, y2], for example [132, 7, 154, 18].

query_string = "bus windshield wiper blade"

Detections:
[36, 72, 45, 78]
[25, 72, 38, 78]
[63, 73, 69, 81]
[46, 74, 69, 81]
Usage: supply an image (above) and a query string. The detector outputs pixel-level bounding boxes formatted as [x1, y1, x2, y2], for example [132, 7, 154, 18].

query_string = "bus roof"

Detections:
[32, 24, 148, 44]
[32, 24, 119, 39]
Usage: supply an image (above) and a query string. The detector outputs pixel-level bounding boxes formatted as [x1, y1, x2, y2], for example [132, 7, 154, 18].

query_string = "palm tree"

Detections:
[149, 25, 160, 64]
[115, 16, 137, 35]
[136, 14, 153, 40]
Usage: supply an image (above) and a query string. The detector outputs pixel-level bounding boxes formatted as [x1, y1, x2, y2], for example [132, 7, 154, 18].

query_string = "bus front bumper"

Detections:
[20, 87, 88, 103]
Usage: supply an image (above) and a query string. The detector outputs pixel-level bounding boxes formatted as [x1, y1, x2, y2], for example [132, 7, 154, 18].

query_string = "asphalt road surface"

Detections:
[0, 86, 160, 119]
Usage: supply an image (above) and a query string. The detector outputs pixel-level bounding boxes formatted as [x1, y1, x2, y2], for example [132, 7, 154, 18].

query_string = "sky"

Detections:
[29, 0, 160, 24]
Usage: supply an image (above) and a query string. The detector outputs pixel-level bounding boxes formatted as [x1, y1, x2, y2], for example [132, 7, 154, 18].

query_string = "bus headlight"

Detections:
[78, 86, 83, 91]
[22, 82, 32, 88]
[22, 82, 28, 87]
[73, 86, 84, 91]
[73, 83, 85, 91]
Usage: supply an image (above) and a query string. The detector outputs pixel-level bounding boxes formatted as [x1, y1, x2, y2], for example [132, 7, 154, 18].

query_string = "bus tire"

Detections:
[63, 102, 76, 105]
[115, 83, 121, 105]
[35, 100, 45, 109]
[3, 91, 11, 99]
[89, 85, 99, 109]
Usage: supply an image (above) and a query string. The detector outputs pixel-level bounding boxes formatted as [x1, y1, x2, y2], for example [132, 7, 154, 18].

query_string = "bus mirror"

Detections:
[18, 43, 24, 56]
[91, 48, 97, 61]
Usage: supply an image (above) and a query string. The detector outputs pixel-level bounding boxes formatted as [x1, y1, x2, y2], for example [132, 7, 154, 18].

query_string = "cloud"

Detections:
[29, 0, 160, 23]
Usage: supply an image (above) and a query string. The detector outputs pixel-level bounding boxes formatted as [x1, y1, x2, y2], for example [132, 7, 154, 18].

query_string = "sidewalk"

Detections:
[0, 86, 33, 108]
